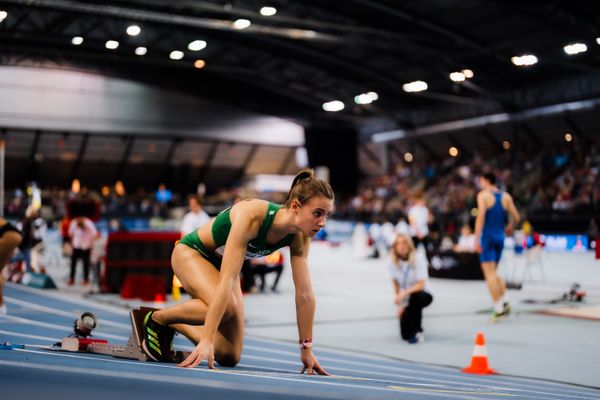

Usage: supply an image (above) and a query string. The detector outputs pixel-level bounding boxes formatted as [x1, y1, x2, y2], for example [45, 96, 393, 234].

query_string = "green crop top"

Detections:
[210, 201, 294, 260]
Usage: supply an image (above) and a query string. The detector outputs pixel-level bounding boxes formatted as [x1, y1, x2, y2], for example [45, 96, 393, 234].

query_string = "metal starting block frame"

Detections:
[60, 306, 156, 361]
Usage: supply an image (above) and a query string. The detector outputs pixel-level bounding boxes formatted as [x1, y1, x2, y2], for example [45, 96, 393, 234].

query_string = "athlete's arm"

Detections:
[474, 191, 487, 239]
[503, 193, 521, 233]
[179, 202, 259, 369]
[289, 233, 329, 375]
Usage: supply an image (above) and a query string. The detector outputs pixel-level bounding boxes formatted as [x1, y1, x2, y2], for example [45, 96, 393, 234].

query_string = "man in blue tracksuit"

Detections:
[475, 172, 520, 321]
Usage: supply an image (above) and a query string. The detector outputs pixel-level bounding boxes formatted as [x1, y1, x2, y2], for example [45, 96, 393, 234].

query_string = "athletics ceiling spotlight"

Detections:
[449, 72, 466, 82]
[563, 43, 587, 55]
[233, 19, 251, 29]
[462, 69, 474, 78]
[0, 10, 7, 22]
[71, 36, 84, 45]
[126, 25, 141, 36]
[260, 6, 277, 16]
[188, 40, 207, 51]
[322, 100, 344, 112]
[354, 92, 378, 105]
[511, 54, 538, 66]
[135, 46, 147, 56]
[73, 312, 98, 338]
[402, 80, 428, 93]
[170, 50, 184, 60]
[105, 40, 119, 50]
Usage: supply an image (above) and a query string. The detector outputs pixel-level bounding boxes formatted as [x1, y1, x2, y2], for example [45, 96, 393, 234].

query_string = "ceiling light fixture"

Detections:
[188, 40, 207, 51]
[402, 80, 428, 92]
[260, 6, 277, 16]
[322, 100, 344, 112]
[126, 25, 141, 36]
[563, 43, 587, 55]
[461, 69, 474, 78]
[233, 19, 251, 29]
[354, 92, 378, 104]
[170, 50, 184, 60]
[105, 40, 119, 50]
[449, 72, 466, 82]
[511, 54, 538, 66]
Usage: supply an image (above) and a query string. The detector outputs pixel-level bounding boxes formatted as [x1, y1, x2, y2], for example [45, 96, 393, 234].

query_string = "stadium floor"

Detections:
[2, 283, 599, 400]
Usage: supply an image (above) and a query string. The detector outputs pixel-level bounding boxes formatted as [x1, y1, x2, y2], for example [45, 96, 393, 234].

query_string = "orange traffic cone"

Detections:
[462, 332, 496, 374]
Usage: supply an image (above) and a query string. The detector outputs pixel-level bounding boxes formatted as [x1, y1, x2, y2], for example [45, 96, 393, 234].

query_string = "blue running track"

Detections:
[1, 283, 598, 400]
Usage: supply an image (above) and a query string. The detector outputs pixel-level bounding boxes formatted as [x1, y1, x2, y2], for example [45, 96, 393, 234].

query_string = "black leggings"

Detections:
[70, 248, 91, 281]
[400, 291, 433, 340]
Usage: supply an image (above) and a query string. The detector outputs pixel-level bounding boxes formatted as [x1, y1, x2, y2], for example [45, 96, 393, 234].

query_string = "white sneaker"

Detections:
[416, 332, 425, 343]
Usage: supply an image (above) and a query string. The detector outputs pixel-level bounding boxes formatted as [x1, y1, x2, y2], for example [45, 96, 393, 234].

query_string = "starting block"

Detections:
[58, 307, 190, 363]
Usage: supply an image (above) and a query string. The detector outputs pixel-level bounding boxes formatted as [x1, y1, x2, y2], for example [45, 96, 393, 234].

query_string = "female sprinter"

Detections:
[143, 169, 333, 374]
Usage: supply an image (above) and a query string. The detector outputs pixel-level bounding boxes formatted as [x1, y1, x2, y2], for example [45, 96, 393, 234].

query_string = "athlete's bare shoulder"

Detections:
[501, 191, 515, 205]
[229, 199, 269, 224]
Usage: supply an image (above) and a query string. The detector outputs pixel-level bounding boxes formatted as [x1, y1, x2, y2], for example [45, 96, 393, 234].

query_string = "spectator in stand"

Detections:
[408, 191, 431, 260]
[17, 206, 47, 273]
[454, 224, 477, 252]
[68, 216, 98, 286]
[181, 195, 211, 236]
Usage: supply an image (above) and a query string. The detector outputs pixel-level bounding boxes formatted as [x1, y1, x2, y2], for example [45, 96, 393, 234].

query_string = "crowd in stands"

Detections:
[3, 142, 599, 243]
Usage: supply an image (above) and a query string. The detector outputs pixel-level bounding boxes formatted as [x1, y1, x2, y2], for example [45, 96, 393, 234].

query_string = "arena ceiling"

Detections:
[1, 0, 600, 154]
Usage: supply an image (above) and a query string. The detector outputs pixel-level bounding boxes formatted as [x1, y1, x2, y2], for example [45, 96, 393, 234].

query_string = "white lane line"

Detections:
[243, 344, 598, 398]
[6, 348, 493, 400]
[241, 354, 600, 400]
[0, 329, 61, 342]
[5, 295, 596, 397]
[3, 313, 594, 399]
[0, 314, 128, 341]
[1, 334, 592, 400]
[244, 340, 599, 396]
[5, 282, 128, 315]
[6, 287, 590, 396]
[0, 359, 349, 400]
[4, 296, 130, 329]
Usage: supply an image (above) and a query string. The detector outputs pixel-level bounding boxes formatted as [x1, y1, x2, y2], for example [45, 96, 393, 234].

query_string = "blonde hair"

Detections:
[284, 169, 334, 208]
[390, 233, 416, 266]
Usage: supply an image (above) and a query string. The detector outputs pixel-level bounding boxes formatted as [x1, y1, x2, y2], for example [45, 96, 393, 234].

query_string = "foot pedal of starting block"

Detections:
[58, 307, 190, 363]
[61, 337, 109, 352]
[129, 306, 158, 361]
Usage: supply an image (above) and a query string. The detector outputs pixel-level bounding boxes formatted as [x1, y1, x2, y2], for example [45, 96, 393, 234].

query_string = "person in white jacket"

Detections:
[389, 233, 433, 344]
[68, 216, 97, 286]
[180, 195, 210, 237]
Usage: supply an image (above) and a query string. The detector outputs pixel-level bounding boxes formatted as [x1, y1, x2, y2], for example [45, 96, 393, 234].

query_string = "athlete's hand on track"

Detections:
[300, 350, 330, 376]
[179, 339, 215, 369]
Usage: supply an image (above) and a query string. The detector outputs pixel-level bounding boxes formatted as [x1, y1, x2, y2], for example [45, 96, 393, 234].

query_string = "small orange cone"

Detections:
[462, 332, 496, 374]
